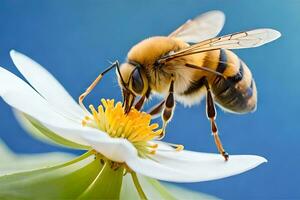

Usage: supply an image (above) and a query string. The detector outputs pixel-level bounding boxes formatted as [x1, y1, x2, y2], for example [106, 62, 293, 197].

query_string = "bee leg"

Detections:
[134, 96, 146, 111]
[146, 100, 165, 119]
[159, 79, 175, 140]
[204, 79, 229, 161]
[79, 61, 119, 113]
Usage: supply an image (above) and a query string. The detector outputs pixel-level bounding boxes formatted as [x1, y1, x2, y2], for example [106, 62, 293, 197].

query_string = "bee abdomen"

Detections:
[211, 60, 257, 113]
[182, 77, 206, 95]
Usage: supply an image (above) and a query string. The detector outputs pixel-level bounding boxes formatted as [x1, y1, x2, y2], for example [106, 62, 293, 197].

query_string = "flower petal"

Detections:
[80, 133, 137, 163]
[0, 66, 96, 146]
[10, 50, 84, 120]
[126, 148, 267, 182]
[14, 111, 90, 149]
[0, 66, 115, 148]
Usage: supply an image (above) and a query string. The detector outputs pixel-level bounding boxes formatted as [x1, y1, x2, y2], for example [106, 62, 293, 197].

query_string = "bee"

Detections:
[79, 11, 281, 160]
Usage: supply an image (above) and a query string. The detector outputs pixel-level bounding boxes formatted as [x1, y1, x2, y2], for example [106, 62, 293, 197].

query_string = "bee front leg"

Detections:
[159, 79, 175, 140]
[134, 96, 146, 111]
[204, 78, 229, 161]
[79, 61, 119, 113]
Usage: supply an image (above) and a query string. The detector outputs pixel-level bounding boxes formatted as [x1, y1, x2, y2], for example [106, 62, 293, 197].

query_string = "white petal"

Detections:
[10, 50, 84, 120]
[80, 133, 137, 163]
[0, 67, 94, 146]
[126, 148, 267, 182]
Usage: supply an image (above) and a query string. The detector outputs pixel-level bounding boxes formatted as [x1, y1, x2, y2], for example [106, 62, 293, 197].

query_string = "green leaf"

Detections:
[0, 149, 124, 200]
[0, 139, 74, 175]
[78, 162, 124, 200]
[0, 151, 97, 199]
[14, 111, 90, 150]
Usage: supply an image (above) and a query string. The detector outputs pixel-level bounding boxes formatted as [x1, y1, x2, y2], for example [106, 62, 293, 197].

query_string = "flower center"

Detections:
[82, 99, 162, 158]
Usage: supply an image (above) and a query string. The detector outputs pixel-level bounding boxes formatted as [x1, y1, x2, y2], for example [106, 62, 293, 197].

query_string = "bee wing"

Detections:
[162, 29, 281, 62]
[169, 10, 225, 43]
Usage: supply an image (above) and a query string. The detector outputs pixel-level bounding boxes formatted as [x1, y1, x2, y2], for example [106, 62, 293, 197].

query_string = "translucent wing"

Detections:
[162, 29, 281, 62]
[169, 10, 225, 43]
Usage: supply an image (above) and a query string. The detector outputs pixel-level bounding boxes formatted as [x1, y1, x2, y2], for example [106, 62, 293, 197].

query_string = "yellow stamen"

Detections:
[149, 150, 156, 155]
[150, 143, 158, 148]
[89, 105, 100, 128]
[82, 120, 87, 127]
[163, 142, 185, 152]
[175, 145, 184, 152]
[82, 99, 183, 157]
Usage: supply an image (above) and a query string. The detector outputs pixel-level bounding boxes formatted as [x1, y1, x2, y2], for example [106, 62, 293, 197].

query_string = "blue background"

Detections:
[0, 1, 298, 199]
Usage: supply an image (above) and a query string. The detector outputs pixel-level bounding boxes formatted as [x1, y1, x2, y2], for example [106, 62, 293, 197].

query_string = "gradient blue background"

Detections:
[0, 1, 298, 199]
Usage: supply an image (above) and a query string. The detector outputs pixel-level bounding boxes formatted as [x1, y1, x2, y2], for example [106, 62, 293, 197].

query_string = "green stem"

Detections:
[78, 161, 124, 199]
[131, 172, 148, 200]
[56, 150, 94, 168]
[79, 162, 108, 198]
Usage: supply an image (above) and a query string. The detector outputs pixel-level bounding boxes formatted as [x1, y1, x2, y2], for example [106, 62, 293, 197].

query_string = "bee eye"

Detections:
[131, 68, 144, 94]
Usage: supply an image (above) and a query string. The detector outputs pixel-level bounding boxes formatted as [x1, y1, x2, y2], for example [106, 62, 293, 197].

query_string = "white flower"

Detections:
[0, 50, 267, 183]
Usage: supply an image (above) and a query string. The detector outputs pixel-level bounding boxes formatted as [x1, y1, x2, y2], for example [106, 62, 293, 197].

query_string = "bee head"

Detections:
[117, 61, 149, 114]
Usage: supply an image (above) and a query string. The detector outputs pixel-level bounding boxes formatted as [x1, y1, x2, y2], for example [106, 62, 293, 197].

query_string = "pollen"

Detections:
[82, 99, 163, 158]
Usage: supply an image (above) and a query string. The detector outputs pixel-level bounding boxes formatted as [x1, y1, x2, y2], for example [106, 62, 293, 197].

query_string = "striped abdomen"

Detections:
[209, 49, 257, 113]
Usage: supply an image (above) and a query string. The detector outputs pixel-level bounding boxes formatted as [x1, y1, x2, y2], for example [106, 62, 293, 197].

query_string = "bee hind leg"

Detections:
[204, 78, 229, 161]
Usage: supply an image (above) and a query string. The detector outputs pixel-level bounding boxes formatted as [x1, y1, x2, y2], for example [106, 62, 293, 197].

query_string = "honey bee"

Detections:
[79, 11, 281, 160]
